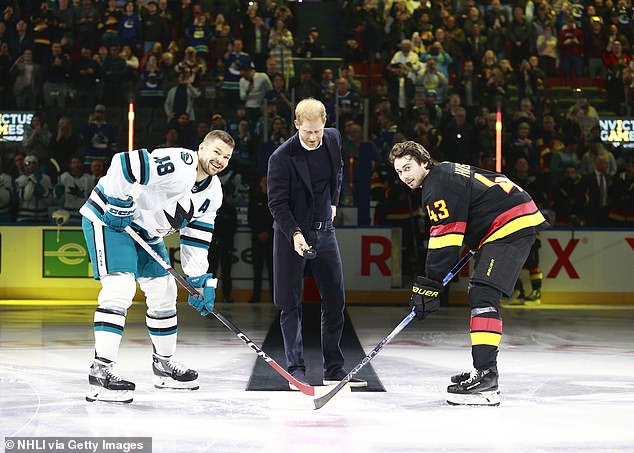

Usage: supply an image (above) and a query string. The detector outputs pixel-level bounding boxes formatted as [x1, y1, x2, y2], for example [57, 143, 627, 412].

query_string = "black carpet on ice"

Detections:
[246, 304, 385, 392]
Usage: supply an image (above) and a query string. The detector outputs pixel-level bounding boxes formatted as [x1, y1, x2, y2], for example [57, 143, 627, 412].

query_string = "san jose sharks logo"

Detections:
[164, 200, 195, 230]
[181, 152, 194, 165]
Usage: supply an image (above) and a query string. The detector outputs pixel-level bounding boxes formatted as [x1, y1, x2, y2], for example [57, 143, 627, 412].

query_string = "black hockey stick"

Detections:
[313, 249, 477, 410]
[124, 226, 324, 397]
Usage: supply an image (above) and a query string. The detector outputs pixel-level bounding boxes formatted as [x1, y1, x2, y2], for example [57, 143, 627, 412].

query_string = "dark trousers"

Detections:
[251, 233, 273, 301]
[274, 226, 345, 375]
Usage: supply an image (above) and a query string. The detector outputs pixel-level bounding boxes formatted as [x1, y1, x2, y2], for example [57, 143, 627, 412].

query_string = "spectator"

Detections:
[419, 40, 453, 80]
[583, 154, 614, 226]
[89, 158, 106, 183]
[517, 57, 545, 106]
[9, 19, 33, 61]
[294, 67, 321, 101]
[51, 115, 81, 172]
[603, 40, 632, 114]
[389, 39, 423, 80]
[54, 0, 75, 50]
[327, 77, 362, 127]
[15, 155, 53, 223]
[72, 47, 101, 108]
[185, 13, 211, 60]
[265, 72, 293, 123]
[509, 7, 531, 69]
[53, 156, 95, 224]
[247, 176, 274, 304]
[268, 18, 294, 81]
[552, 164, 586, 226]
[484, 0, 508, 59]
[100, 0, 122, 48]
[415, 58, 448, 103]
[558, 17, 584, 83]
[158, 127, 179, 148]
[508, 122, 539, 173]
[465, 23, 488, 66]
[550, 137, 580, 181]
[138, 55, 164, 107]
[585, 16, 608, 81]
[386, 63, 416, 115]
[164, 71, 200, 122]
[444, 15, 466, 78]
[22, 114, 52, 162]
[239, 60, 273, 122]
[319, 67, 336, 104]
[102, 44, 130, 106]
[579, 142, 618, 177]
[81, 104, 117, 166]
[11, 151, 27, 180]
[244, 16, 269, 71]
[76, 0, 100, 51]
[142, 1, 170, 53]
[30, 2, 57, 62]
[296, 26, 324, 58]
[118, 1, 142, 52]
[221, 38, 250, 106]
[453, 59, 483, 117]
[10, 49, 40, 109]
[536, 25, 559, 77]
[175, 45, 205, 87]
[42, 42, 71, 114]
[342, 35, 365, 65]
[168, 112, 197, 149]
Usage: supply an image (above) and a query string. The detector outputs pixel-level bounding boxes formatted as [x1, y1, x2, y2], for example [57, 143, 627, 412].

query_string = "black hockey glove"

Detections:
[410, 276, 442, 320]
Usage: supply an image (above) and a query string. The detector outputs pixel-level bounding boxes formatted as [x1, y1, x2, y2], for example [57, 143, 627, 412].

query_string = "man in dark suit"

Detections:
[583, 154, 613, 227]
[267, 98, 367, 389]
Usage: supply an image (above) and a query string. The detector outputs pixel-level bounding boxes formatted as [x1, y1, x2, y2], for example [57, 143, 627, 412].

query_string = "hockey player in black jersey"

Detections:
[389, 141, 549, 406]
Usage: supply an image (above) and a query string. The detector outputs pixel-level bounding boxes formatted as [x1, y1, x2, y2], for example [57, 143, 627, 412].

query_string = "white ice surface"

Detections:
[1, 303, 634, 452]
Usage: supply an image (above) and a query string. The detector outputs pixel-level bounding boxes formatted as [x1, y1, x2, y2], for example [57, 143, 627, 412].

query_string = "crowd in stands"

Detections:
[0, 0, 632, 236]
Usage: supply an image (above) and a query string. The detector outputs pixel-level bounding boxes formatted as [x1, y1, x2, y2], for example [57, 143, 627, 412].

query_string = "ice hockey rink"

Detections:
[1, 301, 634, 453]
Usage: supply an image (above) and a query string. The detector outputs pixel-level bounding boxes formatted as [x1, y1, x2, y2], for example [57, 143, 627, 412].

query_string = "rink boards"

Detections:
[0, 226, 632, 304]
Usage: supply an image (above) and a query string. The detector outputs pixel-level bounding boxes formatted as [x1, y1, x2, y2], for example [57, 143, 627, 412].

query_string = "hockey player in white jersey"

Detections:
[80, 130, 235, 403]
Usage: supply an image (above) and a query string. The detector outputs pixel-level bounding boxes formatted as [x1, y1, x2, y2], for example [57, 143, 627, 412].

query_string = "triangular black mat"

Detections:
[246, 305, 385, 392]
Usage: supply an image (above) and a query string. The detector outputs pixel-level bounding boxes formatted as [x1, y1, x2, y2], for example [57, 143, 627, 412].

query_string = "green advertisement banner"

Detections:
[42, 230, 92, 278]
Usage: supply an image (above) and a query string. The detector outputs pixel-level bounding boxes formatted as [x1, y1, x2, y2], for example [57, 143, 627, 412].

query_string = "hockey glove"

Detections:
[186, 273, 217, 316]
[410, 276, 442, 320]
[103, 196, 135, 232]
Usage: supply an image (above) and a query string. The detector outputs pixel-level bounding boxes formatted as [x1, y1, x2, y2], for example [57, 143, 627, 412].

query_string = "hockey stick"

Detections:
[313, 249, 477, 410]
[124, 226, 323, 397]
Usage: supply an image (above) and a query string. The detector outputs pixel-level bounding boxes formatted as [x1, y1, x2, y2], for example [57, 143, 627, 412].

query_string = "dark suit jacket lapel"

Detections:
[291, 134, 313, 197]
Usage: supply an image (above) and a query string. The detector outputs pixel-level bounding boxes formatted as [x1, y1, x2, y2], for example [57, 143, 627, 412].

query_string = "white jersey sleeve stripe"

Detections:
[120, 149, 151, 186]
[179, 235, 211, 249]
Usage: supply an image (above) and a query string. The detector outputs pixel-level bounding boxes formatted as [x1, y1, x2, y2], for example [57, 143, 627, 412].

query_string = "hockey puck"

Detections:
[303, 247, 317, 260]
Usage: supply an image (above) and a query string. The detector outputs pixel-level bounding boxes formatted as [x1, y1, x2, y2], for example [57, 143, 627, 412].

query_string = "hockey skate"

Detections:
[447, 367, 500, 406]
[524, 289, 542, 304]
[152, 354, 199, 390]
[449, 365, 497, 384]
[86, 359, 135, 403]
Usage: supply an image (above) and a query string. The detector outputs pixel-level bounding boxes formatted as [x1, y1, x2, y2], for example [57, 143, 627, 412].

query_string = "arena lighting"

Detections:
[495, 106, 502, 173]
[128, 102, 135, 151]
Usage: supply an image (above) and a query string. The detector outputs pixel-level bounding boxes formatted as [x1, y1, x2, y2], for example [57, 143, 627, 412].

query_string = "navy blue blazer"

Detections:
[267, 128, 343, 245]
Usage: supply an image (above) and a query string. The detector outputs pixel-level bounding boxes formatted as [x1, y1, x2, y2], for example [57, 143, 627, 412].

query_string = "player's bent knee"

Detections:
[468, 283, 502, 311]
[139, 275, 177, 312]
[98, 272, 137, 311]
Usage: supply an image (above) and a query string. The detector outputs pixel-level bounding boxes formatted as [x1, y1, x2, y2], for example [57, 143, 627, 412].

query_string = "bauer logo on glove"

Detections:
[410, 276, 442, 320]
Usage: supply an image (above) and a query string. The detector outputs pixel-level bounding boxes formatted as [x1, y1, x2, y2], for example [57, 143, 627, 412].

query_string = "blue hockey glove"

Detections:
[186, 273, 217, 316]
[103, 196, 135, 231]
[410, 276, 442, 320]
